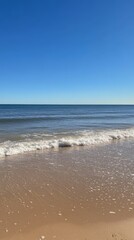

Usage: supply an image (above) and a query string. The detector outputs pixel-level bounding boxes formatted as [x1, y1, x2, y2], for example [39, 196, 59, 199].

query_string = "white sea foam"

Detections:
[0, 128, 134, 158]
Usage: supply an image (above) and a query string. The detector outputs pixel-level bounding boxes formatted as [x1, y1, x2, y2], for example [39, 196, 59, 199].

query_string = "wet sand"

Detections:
[0, 140, 134, 240]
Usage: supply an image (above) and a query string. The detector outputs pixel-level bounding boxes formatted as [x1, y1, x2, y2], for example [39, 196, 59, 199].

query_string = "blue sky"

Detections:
[0, 0, 134, 104]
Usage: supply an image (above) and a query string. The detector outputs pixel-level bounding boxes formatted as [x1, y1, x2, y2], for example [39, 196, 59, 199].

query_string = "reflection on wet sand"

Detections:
[0, 140, 134, 239]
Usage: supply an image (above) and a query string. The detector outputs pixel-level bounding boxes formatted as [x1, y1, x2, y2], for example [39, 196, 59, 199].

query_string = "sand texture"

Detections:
[0, 141, 134, 239]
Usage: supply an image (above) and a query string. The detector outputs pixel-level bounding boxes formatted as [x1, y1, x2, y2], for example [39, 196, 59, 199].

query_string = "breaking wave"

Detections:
[0, 128, 134, 158]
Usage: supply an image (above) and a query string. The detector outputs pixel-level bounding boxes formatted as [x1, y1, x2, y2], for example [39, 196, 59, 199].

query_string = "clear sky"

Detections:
[0, 0, 134, 104]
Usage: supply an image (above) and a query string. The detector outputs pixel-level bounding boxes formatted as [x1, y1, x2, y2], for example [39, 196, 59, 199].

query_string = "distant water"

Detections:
[0, 104, 134, 157]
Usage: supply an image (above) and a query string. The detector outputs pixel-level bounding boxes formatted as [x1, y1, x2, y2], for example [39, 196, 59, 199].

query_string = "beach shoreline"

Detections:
[0, 142, 134, 239]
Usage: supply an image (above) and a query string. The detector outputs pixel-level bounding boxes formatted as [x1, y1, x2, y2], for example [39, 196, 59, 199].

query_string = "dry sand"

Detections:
[0, 141, 134, 240]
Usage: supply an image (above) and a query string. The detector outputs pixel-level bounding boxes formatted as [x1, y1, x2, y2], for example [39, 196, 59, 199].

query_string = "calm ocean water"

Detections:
[0, 104, 134, 157]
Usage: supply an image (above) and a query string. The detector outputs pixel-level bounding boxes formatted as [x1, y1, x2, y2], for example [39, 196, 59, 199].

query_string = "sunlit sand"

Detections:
[0, 141, 134, 239]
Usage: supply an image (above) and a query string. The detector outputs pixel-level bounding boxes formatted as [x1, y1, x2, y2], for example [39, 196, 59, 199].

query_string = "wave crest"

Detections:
[0, 128, 134, 158]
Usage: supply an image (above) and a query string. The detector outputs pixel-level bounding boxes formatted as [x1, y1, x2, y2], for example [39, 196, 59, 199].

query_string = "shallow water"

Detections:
[1, 104, 134, 157]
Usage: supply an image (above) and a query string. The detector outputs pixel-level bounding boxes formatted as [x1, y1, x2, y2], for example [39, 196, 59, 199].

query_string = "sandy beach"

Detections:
[1, 0, 134, 236]
[0, 141, 134, 240]
[6, 220, 134, 240]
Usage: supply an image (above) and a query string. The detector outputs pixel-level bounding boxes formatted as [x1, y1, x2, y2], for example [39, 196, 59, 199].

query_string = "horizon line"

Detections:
[0, 103, 134, 106]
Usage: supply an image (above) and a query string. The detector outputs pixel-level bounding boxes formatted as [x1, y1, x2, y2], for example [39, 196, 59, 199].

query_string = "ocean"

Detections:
[0, 104, 134, 158]
[1, 104, 134, 240]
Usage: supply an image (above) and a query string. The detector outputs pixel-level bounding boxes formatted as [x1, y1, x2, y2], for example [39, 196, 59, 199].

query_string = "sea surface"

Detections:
[0, 104, 134, 157]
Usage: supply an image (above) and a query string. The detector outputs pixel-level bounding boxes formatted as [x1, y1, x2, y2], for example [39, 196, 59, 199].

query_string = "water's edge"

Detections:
[0, 128, 134, 157]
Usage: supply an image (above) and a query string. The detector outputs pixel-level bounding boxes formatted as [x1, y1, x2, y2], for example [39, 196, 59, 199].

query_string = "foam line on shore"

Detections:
[0, 128, 134, 158]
